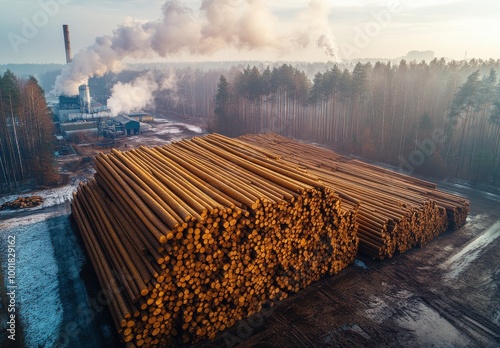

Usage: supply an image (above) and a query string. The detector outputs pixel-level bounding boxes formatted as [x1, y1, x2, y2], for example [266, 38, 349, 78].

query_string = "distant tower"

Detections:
[79, 85, 91, 113]
[63, 24, 72, 63]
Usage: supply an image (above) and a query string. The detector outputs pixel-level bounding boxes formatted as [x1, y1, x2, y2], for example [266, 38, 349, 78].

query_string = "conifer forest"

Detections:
[0, 71, 57, 192]
[209, 59, 500, 185]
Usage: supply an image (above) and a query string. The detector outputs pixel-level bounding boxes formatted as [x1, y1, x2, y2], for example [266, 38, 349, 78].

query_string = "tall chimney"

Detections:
[63, 24, 72, 64]
[79, 85, 91, 114]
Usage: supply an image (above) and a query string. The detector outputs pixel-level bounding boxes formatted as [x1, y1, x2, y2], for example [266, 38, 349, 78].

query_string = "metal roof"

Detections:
[113, 115, 139, 125]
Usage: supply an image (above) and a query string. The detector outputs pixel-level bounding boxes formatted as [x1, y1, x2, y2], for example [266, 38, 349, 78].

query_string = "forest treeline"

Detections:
[79, 59, 500, 185]
[23, 59, 500, 187]
[212, 59, 500, 185]
[0, 70, 57, 193]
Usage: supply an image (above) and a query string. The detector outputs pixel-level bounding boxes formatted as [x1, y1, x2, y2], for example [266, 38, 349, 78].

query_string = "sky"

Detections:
[0, 0, 499, 65]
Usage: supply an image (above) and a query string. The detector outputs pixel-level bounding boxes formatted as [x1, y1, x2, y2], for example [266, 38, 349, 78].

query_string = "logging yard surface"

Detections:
[1, 136, 500, 347]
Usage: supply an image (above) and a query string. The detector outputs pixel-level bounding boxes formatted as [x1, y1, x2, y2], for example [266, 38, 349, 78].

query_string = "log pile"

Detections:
[238, 133, 469, 259]
[71, 134, 359, 346]
[0, 195, 44, 210]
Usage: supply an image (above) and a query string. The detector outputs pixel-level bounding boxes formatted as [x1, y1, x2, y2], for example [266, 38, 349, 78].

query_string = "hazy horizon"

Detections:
[1, 0, 499, 66]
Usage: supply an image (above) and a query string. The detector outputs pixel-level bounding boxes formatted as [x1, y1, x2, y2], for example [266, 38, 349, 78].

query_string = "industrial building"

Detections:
[53, 85, 152, 138]
[112, 115, 141, 135]
[99, 115, 151, 137]
[60, 121, 99, 137]
[55, 26, 151, 139]
[55, 27, 110, 123]
[54, 84, 111, 122]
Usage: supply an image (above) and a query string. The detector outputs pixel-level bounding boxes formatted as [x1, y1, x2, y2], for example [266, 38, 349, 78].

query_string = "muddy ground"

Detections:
[0, 125, 499, 347]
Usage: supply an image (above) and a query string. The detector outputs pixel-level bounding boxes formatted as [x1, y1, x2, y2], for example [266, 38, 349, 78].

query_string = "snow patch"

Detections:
[155, 126, 182, 135]
[365, 296, 393, 323]
[442, 221, 500, 279]
[154, 118, 171, 123]
[365, 290, 412, 323]
[151, 117, 203, 134]
[1, 219, 63, 347]
[153, 123, 203, 136]
[0, 211, 68, 230]
[0, 184, 76, 218]
[354, 259, 368, 269]
[339, 323, 370, 340]
[184, 125, 203, 133]
[465, 213, 490, 230]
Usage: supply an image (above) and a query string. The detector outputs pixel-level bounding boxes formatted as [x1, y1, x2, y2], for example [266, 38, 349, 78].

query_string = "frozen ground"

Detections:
[120, 117, 205, 149]
[442, 221, 500, 279]
[154, 117, 204, 133]
[0, 213, 119, 348]
[0, 217, 63, 347]
[0, 184, 77, 221]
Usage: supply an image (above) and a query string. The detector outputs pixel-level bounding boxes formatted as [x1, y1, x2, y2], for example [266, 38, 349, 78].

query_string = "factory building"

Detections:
[100, 115, 151, 137]
[112, 115, 141, 135]
[55, 26, 149, 140]
[53, 26, 107, 140]
[60, 121, 99, 137]
[54, 84, 111, 122]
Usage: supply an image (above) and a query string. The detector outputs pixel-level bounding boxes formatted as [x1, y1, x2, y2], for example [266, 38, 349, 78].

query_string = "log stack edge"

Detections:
[71, 133, 469, 346]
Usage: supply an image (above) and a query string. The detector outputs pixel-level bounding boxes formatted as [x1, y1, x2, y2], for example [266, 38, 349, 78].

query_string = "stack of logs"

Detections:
[71, 134, 359, 346]
[0, 195, 44, 210]
[238, 133, 470, 259]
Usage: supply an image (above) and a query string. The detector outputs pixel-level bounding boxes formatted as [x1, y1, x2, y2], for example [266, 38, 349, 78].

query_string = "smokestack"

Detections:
[79, 84, 91, 113]
[63, 24, 72, 64]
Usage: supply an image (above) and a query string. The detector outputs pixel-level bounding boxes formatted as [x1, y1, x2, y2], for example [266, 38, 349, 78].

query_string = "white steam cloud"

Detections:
[107, 73, 158, 115]
[54, 0, 337, 96]
[295, 0, 338, 59]
[107, 70, 177, 115]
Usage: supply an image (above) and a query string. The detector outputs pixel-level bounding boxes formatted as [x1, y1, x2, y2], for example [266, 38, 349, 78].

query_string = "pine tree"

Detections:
[214, 75, 231, 135]
[0, 71, 57, 192]
[448, 70, 481, 176]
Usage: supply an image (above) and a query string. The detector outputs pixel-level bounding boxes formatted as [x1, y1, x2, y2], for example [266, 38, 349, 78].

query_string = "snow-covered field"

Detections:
[1, 182, 79, 346]
[120, 117, 205, 149]
[152, 118, 204, 135]
[0, 215, 65, 347]
[0, 184, 77, 222]
[0, 210, 68, 229]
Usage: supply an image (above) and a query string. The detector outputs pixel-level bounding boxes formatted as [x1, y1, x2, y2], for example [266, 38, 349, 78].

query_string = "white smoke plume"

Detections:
[53, 0, 337, 95]
[106, 69, 178, 115]
[107, 73, 158, 115]
[160, 69, 177, 91]
[295, 0, 338, 59]
[318, 34, 339, 58]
